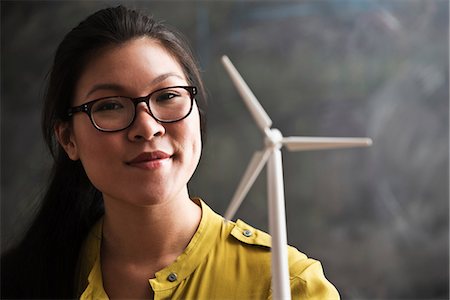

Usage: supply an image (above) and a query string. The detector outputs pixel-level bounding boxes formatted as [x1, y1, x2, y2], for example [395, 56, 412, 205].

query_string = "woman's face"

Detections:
[60, 38, 202, 206]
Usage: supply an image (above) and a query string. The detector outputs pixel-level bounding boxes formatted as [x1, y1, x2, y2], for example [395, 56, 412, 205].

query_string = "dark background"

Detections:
[1, 1, 449, 299]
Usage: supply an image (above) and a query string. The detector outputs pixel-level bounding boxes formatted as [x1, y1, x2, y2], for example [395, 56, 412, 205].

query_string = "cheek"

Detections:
[78, 141, 123, 194]
[190, 126, 202, 167]
[75, 125, 108, 158]
[72, 122, 123, 183]
[188, 111, 202, 161]
[177, 111, 202, 168]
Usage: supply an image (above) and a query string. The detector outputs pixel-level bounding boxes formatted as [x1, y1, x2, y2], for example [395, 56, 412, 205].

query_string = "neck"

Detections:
[101, 191, 202, 270]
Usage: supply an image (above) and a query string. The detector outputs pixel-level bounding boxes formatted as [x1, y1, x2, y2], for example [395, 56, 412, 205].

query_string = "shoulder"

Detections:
[195, 199, 340, 299]
[222, 218, 308, 266]
[199, 199, 308, 266]
[219, 218, 340, 299]
[213, 216, 310, 277]
[228, 219, 272, 248]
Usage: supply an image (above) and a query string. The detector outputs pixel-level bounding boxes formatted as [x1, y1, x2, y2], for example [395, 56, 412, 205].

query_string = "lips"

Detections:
[126, 151, 172, 170]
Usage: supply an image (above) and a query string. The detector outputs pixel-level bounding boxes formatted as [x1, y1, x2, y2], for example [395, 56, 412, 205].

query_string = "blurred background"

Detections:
[1, 1, 448, 299]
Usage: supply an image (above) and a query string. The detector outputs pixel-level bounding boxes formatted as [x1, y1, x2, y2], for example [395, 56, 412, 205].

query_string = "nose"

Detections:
[127, 102, 166, 141]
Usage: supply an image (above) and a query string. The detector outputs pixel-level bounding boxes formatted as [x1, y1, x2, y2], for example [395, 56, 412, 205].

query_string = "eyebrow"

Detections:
[84, 73, 185, 99]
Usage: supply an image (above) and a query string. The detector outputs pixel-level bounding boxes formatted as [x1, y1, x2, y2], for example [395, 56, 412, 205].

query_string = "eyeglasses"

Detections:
[67, 86, 197, 132]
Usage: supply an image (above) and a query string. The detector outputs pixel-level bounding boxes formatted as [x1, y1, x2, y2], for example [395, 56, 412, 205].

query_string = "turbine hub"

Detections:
[265, 128, 283, 148]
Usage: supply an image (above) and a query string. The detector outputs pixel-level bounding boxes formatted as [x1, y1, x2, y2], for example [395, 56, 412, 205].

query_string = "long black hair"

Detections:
[1, 5, 207, 299]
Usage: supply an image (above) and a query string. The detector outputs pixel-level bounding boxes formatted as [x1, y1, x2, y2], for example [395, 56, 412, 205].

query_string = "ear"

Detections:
[54, 121, 80, 161]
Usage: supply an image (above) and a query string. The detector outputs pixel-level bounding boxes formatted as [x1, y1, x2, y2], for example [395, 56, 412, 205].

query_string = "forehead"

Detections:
[74, 37, 187, 102]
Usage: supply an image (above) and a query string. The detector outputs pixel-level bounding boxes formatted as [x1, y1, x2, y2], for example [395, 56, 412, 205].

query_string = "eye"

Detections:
[155, 91, 180, 102]
[93, 98, 125, 112]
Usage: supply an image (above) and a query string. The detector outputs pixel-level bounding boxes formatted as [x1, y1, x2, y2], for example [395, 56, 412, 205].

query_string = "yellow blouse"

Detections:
[76, 198, 340, 299]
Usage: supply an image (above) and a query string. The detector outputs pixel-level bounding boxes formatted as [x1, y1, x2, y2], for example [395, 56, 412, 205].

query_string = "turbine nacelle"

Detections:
[265, 128, 283, 149]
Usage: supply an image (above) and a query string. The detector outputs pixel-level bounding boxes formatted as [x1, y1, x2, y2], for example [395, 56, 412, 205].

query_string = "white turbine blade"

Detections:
[221, 55, 272, 132]
[224, 149, 271, 220]
[282, 136, 373, 151]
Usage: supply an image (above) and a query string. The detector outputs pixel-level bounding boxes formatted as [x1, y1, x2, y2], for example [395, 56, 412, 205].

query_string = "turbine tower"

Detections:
[221, 55, 372, 300]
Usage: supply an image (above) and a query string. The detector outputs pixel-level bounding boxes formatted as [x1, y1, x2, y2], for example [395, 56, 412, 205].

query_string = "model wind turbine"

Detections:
[221, 55, 372, 300]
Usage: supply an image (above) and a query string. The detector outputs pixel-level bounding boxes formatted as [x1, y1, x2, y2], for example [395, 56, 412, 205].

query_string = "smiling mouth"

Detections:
[127, 151, 172, 170]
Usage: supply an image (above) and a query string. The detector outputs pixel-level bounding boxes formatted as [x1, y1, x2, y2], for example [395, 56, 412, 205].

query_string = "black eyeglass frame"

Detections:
[67, 85, 197, 132]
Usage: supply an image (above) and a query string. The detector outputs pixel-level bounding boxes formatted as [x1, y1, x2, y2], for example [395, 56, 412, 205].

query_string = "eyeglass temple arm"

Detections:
[67, 104, 88, 117]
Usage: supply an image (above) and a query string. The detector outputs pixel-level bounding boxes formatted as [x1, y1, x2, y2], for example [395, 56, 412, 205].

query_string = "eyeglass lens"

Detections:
[91, 87, 192, 131]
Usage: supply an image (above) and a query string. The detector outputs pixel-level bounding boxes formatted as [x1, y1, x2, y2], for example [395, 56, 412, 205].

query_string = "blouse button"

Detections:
[167, 273, 178, 282]
[243, 229, 253, 237]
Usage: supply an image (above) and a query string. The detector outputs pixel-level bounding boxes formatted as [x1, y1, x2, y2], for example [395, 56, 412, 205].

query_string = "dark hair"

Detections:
[1, 6, 207, 299]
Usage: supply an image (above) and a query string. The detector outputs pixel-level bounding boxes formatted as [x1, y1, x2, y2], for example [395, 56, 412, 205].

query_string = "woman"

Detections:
[2, 6, 339, 299]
